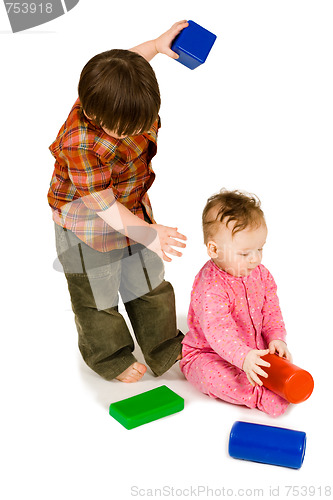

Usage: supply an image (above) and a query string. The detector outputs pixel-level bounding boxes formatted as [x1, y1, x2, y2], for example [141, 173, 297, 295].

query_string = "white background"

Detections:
[1, 1, 332, 499]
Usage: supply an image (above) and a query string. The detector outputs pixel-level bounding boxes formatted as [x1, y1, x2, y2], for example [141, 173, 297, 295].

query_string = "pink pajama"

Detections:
[180, 260, 290, 417]
[181, 349, 289, 416]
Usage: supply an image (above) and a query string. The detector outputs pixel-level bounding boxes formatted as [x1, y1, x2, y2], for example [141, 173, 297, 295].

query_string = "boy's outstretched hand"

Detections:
[243, 349, 271, 387]
[149, 224, 187, 262]
[131, 21, 189, 62]
[154, 20, 189, 59]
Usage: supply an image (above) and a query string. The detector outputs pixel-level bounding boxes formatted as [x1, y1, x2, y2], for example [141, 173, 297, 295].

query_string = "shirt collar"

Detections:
[210, 259, 258, 282]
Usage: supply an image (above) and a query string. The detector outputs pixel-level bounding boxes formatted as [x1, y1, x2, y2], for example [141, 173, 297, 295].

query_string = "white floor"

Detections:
[2, 267, 330, 500]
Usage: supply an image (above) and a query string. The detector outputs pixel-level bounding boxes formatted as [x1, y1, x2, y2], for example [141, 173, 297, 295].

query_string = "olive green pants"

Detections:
[54, 224, 183, 380]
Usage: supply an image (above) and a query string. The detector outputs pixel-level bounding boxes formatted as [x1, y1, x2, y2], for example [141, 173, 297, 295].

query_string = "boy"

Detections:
[48, 21, 188, 383]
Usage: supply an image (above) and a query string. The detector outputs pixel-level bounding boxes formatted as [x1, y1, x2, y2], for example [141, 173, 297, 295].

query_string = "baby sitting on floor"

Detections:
[180, 189, 292, 417]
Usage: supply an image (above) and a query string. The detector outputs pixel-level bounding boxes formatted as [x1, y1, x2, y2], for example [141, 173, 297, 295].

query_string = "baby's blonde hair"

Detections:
[202, 189, 265, 244]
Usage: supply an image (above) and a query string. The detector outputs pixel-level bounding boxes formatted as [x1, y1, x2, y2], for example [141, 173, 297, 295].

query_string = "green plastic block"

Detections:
[109, 385, 184, 430]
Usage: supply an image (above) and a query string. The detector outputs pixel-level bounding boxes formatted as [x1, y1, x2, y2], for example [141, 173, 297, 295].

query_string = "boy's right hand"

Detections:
[149, 224, 187, 262]
[243, 349, 271, 387]
[154, 20, 189, 59]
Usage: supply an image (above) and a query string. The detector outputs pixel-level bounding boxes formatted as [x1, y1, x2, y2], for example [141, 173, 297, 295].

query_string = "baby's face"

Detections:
[207, 221, 268, 277]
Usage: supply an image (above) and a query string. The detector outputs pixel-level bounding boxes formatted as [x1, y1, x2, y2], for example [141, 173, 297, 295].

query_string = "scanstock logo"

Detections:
[3, 0, 79, 32]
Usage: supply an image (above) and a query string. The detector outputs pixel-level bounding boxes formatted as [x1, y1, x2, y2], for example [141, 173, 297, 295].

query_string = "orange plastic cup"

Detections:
[259, 354, 314, 404]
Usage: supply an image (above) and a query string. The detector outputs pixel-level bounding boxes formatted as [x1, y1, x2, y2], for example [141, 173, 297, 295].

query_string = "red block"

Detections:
[259, 354, 314, 404]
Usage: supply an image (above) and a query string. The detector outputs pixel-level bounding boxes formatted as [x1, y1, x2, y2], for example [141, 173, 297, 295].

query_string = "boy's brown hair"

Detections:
[78, 49, 161, 137]
[202, 189, 265, 243]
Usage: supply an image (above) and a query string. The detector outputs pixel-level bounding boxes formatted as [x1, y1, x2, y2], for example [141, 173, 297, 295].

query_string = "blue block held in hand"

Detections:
[171, 20, 217, 70]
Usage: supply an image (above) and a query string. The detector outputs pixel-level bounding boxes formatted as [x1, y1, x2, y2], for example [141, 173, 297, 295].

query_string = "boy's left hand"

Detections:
[268, 340, 292, 362]
[155, 20, 189, 59]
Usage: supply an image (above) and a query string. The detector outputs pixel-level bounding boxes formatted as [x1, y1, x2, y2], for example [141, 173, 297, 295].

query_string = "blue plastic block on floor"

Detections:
[229, 421, 307, 469]
[171, 20, 217, 70]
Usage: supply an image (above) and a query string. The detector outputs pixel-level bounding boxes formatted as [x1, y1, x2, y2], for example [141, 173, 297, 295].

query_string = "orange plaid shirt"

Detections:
[48, 98, 159, 252]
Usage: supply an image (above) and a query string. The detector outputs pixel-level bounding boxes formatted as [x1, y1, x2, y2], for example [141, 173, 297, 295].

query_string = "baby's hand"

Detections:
[149, 224, 187, 262]
[154, 20, 189, 59]
[269, 340, 292, 362]
[243, 349, 271, 387]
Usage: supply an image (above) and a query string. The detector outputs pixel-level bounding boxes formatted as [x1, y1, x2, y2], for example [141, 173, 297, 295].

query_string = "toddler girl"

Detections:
[180, 190, 292, 416]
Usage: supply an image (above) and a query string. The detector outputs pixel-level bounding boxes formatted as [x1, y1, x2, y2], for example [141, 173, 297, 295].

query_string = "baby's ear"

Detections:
[206, 240, 219, 259]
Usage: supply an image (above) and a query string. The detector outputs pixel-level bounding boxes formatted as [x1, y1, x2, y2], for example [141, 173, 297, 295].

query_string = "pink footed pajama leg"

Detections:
[256, 386, 290, 417]
[181, 351, 290, 416]
[181, 351, 258, 408]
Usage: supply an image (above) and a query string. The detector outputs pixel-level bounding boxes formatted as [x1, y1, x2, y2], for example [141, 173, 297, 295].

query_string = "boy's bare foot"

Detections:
[116, 362, 147, 383]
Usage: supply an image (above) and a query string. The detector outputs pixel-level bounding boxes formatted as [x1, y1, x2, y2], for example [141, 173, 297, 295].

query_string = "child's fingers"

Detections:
[163, 48, 179, 59]
[257, 357, 271, 368]
[168, 237, 187, 248]
[246, 373, 256, 387]
[156, 21, 189, 59]
[170, 20, 189, 36]
[249, 371, 263, 386]
[257, 349, 270, 356]
[282, 349, 292, 362]
[169, 227, 187, 241]
[278, 345, 289, 358]
[165, 247, 183, 258]
[166, 21, 189, 57]
[161, 250, 172, 263]
[286, 351, 293, 362]
[163, 241, 184, 257]
[253, 365, 268, 379]
[256, 348, 270, 359]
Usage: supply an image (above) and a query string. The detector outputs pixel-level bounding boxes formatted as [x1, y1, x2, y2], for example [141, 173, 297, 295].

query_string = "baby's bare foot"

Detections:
[116, 362, 147, 383]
